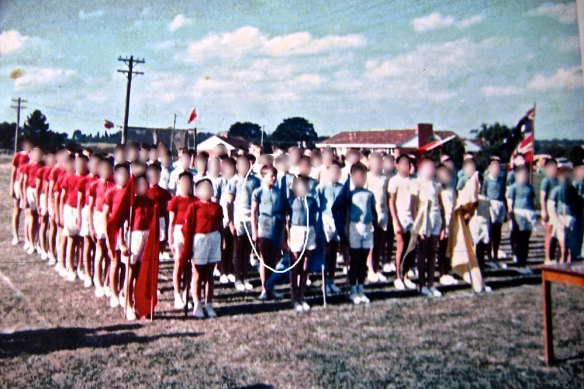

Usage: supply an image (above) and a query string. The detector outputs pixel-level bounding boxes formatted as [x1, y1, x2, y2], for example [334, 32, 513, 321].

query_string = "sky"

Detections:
[0, 0, 582, 139]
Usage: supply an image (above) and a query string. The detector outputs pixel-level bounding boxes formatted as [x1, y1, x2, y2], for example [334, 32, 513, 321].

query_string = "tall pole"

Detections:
[261, 125, 264, 148]
[11, 98, 27, 153]
[170, 113, 177, 155]
[117, 55, 145, 144]
[531, 102, 536, 184]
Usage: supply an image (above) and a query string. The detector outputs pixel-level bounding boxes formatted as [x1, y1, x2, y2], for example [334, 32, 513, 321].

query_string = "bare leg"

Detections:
[12, 199, 21, 242]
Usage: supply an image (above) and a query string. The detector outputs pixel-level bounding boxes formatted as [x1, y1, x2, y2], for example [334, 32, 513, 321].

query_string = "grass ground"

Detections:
[0, 164, 582, 388]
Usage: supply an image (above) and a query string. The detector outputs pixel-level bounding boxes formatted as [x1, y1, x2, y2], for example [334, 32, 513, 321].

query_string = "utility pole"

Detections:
[117, 55, 145, 144]
[11, 97, 27, 153]
[170, 113, 177, 155]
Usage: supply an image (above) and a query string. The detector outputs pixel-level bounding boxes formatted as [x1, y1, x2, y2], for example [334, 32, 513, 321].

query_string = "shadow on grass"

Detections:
[0, 323, 203, 358]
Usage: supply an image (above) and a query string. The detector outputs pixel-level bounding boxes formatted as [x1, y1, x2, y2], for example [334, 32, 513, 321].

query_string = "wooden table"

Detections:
[536, 262, 584, 365]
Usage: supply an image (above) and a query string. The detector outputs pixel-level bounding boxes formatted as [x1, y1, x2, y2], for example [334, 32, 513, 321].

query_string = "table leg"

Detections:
[543, 278, 554, 365]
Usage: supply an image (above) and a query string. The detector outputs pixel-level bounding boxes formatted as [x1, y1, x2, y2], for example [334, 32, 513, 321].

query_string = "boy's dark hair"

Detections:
[178, 171, 193, 182]
[76, 154, 89, 161]
[330, 160, 343, 169]
[237, 154, 251, 163]
[293, 175, 309, 187]
[515, 164, 529, 174]
[147, 162, 162, 173]
[350, 162, 368, 175]
[463, 158, 477, 169]
[83, 147, 93, 156]
[544, 158, 557, 167]
[436, 163, 452, 174]
[134, 174, 148, 185]
[114, 144, 125, 152]
[396, 154, 410, 165]
[195, 177, 213, 188]
[299, 155, 311, 164]
[222, 157, 236, 168]
[260, 165, 278, 177]
[489, 156, 501, 165]
[114, 163, 130, 173]
[197, 151, 210, 160]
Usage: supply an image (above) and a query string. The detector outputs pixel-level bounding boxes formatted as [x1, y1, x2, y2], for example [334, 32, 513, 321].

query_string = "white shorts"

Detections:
[173, 224, 184, 261]
[234, 210, 252, 237]
[62, 204, 79, 237]
[289, 225, 317, 253]
[39, 193, 47, 216]
[158, 217, 166, 242]
[393, 216, 413, 234]
[121, 230, 149, 265]
[192, 230, 221, 265]
[93, 210, 107, 240]
[489, 199, 506, 224]
[79, 206, 91, 237]
[26, 187, 37, 211]
[349, 221, 374, 249]
[14, 184, 22, 200]
[322, 214, 339, 243]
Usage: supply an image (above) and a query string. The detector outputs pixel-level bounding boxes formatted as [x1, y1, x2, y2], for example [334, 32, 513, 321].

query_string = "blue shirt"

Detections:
[507, 183, 535, 210]
[287, 195, 318, 227]
[234, 173, 261, 210]
[540, 176, 559, 200]
[317, 182, 344, 217]
[252, 184, 283, 238]
[549, 182, 581, 217]
[482, 174, 506, 201]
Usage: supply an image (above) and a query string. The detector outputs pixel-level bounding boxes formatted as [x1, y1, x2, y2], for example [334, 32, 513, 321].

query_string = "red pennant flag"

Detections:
[134, 204, 160, 319]
[187, 108, 198, 124]
[106, 176, 134, 255]
[104, 119, 115, 129]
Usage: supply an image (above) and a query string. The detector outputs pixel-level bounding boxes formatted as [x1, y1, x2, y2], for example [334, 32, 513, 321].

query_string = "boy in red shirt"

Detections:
[88, 158, 115, 298]
[181, 178, 223, 319]
[10, 137, 32, 245]
[54, 155, 74, 276]
[47, 149, 68, 267]
[167, 172, 197, 309]
[146, 163, 172, 257]
[36, 151, 56, 262]
[59, 154, 88, 282]
[119, 174, 155, 320]
[19, 146, 44, 255]
[103, 163, 131, 308]
[78, 154, 101, 288]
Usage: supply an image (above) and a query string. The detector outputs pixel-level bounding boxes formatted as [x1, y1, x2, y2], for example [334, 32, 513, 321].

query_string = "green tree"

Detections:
[473, 122, 518, 170]
[272, 117, 318, 147]
[0, 121, 16, 150]
[428, 136, 466, 169]
[228, 121, 265, 143]
[21, 109, 68, 150]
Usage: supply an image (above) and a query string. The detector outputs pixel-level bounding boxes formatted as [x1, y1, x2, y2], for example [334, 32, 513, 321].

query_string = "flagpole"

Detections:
[124, 203, 133, 320]
[530, 102, 536, 184]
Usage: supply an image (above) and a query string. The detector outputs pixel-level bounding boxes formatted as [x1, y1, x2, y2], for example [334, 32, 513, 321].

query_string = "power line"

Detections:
[117, 55, 145, 144]
[10, 97, 27, 153]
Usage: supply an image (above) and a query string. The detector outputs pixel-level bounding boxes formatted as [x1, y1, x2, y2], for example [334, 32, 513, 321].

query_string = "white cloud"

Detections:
[183, 26, 366, 62]
[168, 14, 192, 32]
[556, 36, 581, 52]
[79, 9, 105, 20]
[529, 2, 577, 24]
[527, 67, 582, 91]
[412, 13, 454, 32]
[11, 67, 78, 90]
[0, 30, 29, 55]
[411, 13, 484, 32]
[480, 85, 525, 96]
[296, 73, 323, 85]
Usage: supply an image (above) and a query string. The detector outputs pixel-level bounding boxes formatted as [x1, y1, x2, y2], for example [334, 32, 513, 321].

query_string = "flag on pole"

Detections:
[106, 176, 134, 255]
[187, 108, 198, 124]
[104, 119, 115, 129]
[511, 106, 536, 165]
[134, 205, 160, 319]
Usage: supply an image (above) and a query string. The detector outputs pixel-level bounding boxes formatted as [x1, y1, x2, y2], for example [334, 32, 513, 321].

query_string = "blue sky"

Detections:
[0, 0, 582, 139]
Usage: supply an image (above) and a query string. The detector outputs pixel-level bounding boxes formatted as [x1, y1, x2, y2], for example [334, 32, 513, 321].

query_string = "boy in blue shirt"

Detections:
[317, 161, 344, 295]
[297, 155, 318, 197]
[251, 165, 284, 300]
[541, 158, 559, 262]
[286, 176, 319, 312]
[334, 162, 377, 305]
[482, 157, 506, 262]
[506, 165, 536, 268]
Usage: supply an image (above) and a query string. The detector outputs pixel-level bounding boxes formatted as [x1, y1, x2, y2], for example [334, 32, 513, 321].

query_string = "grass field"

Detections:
[0, 163, 582, 388]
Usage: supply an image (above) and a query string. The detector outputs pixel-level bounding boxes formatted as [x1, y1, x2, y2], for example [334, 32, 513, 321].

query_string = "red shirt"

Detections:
[62, 173, 87, 208]
[131, 195, 155, 231]
[90, 178, 115, 212]
[78, 174, 99, 207]
[184, 200, 223, 234]
[37, 166, 52, 193]
[22, 162, 44, 188]
[167, 195, 197, 225]
[146, 185, 172, 218]
[104, 186, 125, 217]
[12, 151, 29, 169]
[50, 166, 66, 194]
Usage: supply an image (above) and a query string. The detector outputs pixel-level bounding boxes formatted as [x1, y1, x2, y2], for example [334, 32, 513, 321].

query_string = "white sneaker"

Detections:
[119, 294, 127, 308]
[404, 278, 417, 290]
[498, 250, 508, 259]
[377, 273, 388, 282]
[205, 304, 217, 318]
[244, 281, 253, 290]
[483, 285, 492, 293]
[77, 269, 85, 281]
[41, 251, 48, 260]
[301, 301, 311, 312]
[126, 307, 136, 321]
[110, 295, 120, 308]
[429, 287, 442, 297]
[383, 262, 396, 273]
[407, 269, 417, 279]
[213, 267, 221, 277]
[227, 274, 236, 283]
[294, 302, 304, 312]
[358, 285, 370, 304]
[193, 302, 205, 319]
[26, 246, 35, 255]
[349, 286, 360, 305]
[83, 277, 93, 288]
[174, 293, 186, 309]
[66, 271, 76, 282]
[23, 242, 30, 251]
[367, 272, 379, 283]
[36, 245, 42, 255]
[328, 281, 341, 294]
[95, 286, 105, 298]
[234, 281, 245, 292]
[394, 278, 406, 290]
[420, 287, 432, 297]
[306, 278, 312, 287]
[104, 286, 112, 297]
[47, 256, 56, 266]
[439, 274, 458, 286]
[11, 237, 19, 246]
[219, 274, 229, 284]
